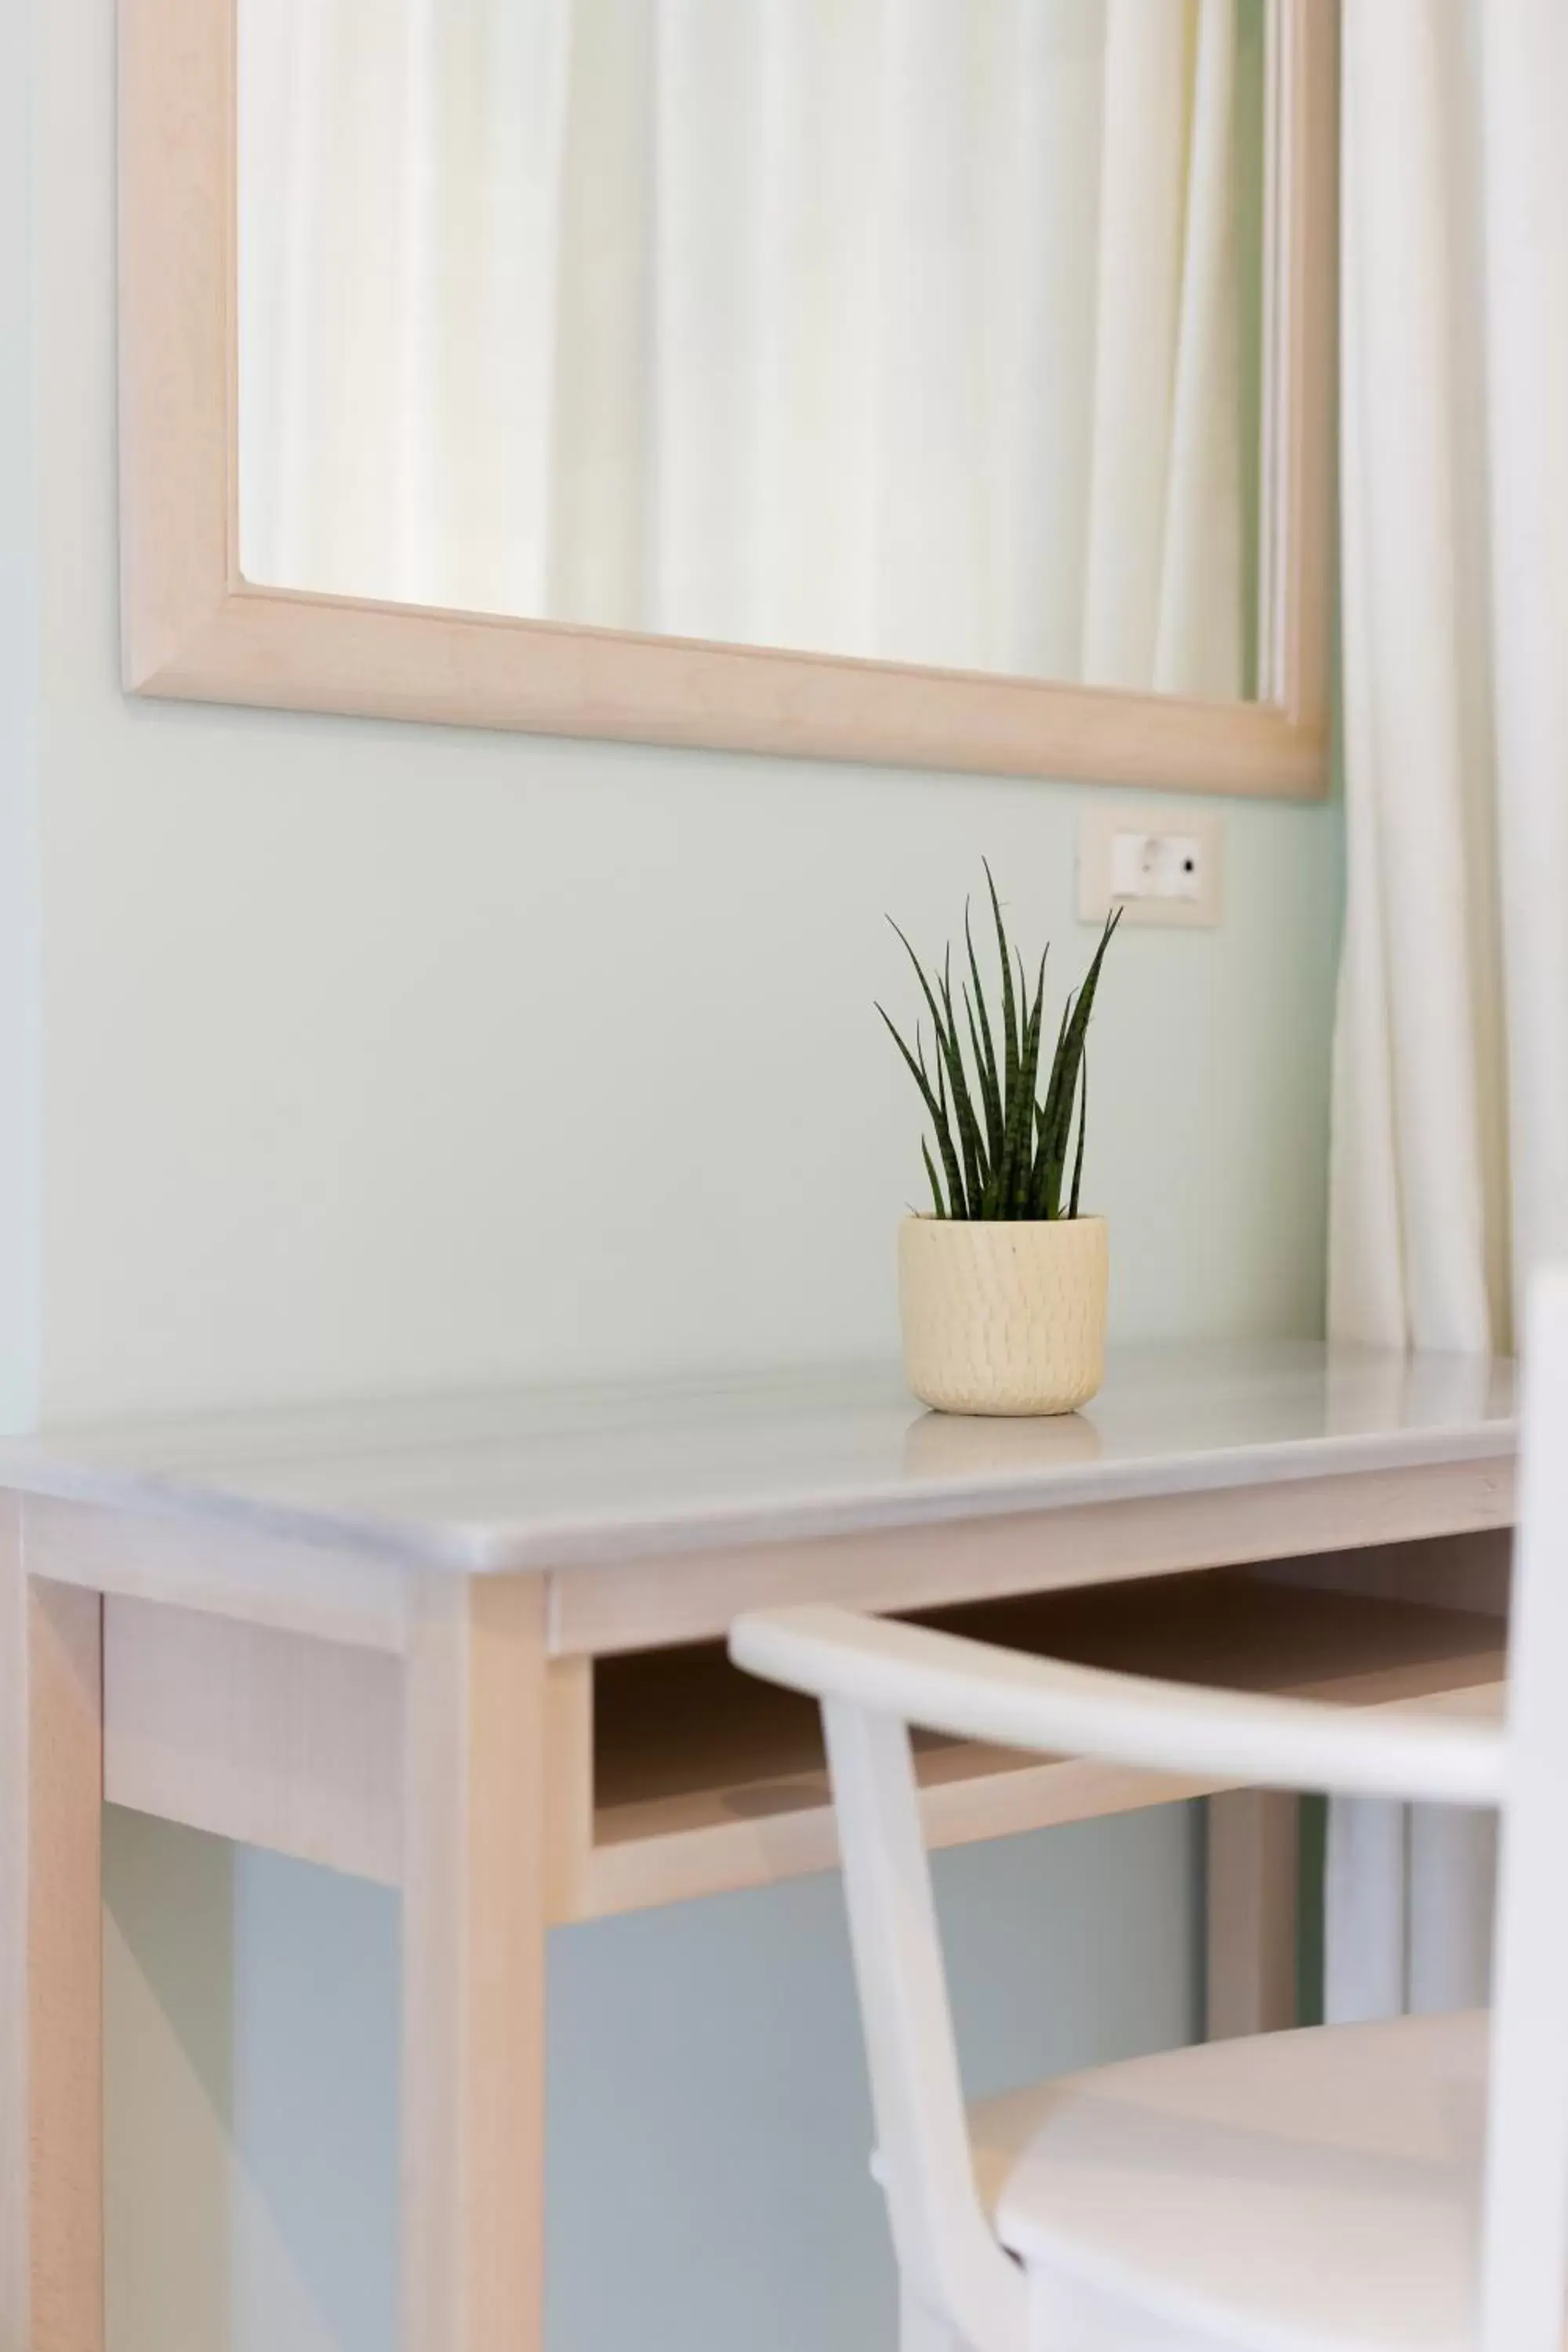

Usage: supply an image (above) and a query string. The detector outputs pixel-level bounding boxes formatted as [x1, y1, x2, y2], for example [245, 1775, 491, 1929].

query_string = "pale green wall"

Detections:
[41, 758, 1338, 1417]
[0, 0, 39, 1432]
[5, 0, 1345, 2343]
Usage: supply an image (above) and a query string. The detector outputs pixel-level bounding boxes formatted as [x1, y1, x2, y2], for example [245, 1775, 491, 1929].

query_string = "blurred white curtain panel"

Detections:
[1328, 0, 1568, 2021]
[238, 0, 1252, 695]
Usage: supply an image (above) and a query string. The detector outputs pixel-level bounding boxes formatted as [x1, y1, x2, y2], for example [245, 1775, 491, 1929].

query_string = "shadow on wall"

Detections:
[106, 1812, 399, 2352]
[106, 1812, 237, 2348]
[105, 1802, 1197, 2352]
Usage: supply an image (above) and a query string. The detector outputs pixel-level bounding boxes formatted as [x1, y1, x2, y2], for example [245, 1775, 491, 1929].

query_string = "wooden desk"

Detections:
[0, 1340, 1515, 2352]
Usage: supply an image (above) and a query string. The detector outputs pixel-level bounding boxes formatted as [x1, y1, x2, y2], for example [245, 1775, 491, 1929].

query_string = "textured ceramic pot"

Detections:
[898, 1214, 1108, 1416]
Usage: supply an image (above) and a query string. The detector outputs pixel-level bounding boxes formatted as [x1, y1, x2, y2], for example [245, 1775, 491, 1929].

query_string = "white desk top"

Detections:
[0, 1341, 1515, 1574]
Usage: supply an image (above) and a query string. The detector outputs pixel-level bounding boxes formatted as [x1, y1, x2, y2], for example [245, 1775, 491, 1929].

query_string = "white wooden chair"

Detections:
[730, 1272, 1568, 2352]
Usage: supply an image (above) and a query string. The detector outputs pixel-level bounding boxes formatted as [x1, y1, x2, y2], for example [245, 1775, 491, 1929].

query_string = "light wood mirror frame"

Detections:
[120, 0, 1338, 796]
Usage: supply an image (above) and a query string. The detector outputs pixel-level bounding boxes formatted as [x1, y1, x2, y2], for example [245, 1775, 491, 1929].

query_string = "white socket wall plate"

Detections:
[1077, 804, 1224, 929]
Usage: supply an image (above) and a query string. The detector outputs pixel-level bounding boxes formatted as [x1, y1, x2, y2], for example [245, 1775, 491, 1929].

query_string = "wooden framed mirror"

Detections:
[120, 0, 1338, 794]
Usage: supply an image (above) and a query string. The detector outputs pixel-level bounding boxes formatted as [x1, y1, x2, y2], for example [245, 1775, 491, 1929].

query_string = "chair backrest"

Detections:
[1478, 1265, 1568, 2352]
[731, 1270, 1568, 2352]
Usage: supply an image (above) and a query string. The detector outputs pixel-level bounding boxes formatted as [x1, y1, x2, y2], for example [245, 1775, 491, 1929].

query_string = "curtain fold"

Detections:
[1156, 0, 1244, 698]
[239, 0, 1255, 695]
[1327, 0, 1568, 2022]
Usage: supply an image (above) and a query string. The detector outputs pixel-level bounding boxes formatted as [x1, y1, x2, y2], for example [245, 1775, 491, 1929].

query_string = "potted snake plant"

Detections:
[879, 868, 1120, 1416]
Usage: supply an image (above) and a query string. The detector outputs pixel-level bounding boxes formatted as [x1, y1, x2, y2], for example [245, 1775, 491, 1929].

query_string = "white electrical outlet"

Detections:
[1078, 805, 1223, 928]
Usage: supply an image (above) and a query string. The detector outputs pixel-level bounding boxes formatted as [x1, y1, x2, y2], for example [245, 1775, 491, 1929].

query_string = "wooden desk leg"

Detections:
[401, 1573, 550, 2352]
[1, 1501, 105, 2352]
[1207, 1791, 1300, 2040]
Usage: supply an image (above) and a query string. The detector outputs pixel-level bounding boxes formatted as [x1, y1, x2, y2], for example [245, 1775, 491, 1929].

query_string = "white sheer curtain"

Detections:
[238, 0, 1254, 695]
[1327, 0, 1568, 2021]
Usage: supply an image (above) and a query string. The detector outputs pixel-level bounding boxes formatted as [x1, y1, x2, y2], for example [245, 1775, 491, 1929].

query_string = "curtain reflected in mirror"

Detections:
[238, 0, 1265, 699]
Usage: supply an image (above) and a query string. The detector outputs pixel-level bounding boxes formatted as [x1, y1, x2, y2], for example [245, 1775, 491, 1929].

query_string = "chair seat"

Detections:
[970, 2011, 1496, 2352]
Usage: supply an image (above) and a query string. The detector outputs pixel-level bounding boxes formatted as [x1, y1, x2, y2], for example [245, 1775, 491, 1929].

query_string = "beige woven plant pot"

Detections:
[898, 1214, 1108, 1417]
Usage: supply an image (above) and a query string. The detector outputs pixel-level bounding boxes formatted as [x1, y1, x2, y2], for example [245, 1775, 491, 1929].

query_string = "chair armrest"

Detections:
[729, 1604, 1505, 1808]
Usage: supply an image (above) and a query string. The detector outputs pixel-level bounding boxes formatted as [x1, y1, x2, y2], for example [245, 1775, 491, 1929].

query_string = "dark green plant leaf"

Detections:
[933, 1033, 956, 1187]
[877, 1003, 966, 1218]
[1041, 908, 1122, 1177]
[1013, 951, 1050, 1214]
[888, 920, 982, 1215]
[984, 862, 1020, 1109]
[939, 946, 988, 1213]
[963, 987, 1002, 1185]
[1028, 993, 1076, 1218]
[888, 919, 954, 1063]
[1037, 989, 1078, 1191]
[1069, 1045, 1089, 1218]
[921, 1136, 948, 1218]
[991, 950, 1047, 1217]
[1026, 1123, 1059, 1221]
[964, 905, 1003, 1163]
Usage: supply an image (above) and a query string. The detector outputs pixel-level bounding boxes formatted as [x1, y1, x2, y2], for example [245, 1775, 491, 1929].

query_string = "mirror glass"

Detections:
[238, 1, 1268, 702]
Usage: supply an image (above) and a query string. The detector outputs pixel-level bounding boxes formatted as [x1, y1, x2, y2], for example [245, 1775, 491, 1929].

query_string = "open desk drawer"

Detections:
[546, 1567, 1506, 1922]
